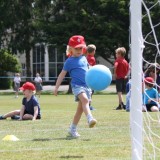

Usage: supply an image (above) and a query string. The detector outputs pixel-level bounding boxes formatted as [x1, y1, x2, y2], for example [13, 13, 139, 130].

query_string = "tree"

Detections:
[142, 0, 160, 65]
[0, 0, 39, 80]
[39, 0, 130, 62]
[0, 49, 21, 89]
[1, 0, 159, 78]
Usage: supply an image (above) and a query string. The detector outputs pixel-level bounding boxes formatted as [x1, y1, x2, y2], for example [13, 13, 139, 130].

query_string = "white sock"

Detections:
[87, 114, 93, 122]
[70, 123, 77, 130]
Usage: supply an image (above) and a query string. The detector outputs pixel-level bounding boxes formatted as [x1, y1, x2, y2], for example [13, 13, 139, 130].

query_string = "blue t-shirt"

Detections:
[63, 55, 89, 87]
[22, 95, 41, 116]
[143, 88, 158, 105]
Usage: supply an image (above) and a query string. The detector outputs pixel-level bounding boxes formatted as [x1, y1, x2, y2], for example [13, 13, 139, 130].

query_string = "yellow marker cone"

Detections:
[2, 135, 19, 141]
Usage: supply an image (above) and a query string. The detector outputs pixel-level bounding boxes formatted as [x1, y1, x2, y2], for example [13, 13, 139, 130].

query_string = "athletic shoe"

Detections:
[116, 104, 123, 110]
[89, 106, 96, 111]
[0, 115, 6, 120]
[126, 109, 130, 112]
[122, 104, 126, 110]
[11, 115, 20, 120]
[121, 102, 126, 110]
[68, 129, 80, 138]
[88, 118, 97, 128]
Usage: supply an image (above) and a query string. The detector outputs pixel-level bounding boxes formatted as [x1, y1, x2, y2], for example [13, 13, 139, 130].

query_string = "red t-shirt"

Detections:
[87, 55, 96, 66]
[114, 57, 129, 79]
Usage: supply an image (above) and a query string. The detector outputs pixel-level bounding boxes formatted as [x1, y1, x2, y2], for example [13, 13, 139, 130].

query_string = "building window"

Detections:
[32, 45, 45, 77]
[21, 63, 26, 77]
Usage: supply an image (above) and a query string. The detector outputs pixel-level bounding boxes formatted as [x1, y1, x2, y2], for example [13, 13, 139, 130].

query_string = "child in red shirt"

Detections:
[114, 47, 129, 110]
[86, 44, 96, 110]
[87, 44, 96, 66]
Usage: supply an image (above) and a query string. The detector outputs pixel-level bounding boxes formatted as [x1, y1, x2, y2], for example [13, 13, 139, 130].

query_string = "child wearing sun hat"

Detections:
[142, 77, 159, 112]
[54, 35, 97, 138]
[0, 82, 41, 120]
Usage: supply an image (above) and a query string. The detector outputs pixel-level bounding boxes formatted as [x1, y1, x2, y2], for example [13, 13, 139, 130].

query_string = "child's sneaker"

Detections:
[0, 115, 6, 120]
[89, 106, 96, 111]
[116, 104, 122, 110]
[120, 102, 126, 110]
[11, 115, 20, 120]
[88, 118, 97, 128]
[68, 129, 80, 138]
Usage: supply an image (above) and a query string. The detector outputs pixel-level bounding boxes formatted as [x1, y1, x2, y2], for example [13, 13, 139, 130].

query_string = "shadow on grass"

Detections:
[32, 137, 91, 141]
[59, 155, 84, 159]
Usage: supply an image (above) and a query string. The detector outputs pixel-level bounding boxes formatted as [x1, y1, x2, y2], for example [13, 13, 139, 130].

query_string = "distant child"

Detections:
[0, 82, 41, 120]
[144, 63, 160, 81]
[86, 44, 96, 66]
[125, 79, 131, 112]
[114, 47, 129, 110]
[143, 77, 159, 112]
[54, 35, 97, 138]
[34, 73, 43, 97]
[125, 90, 131, 112]
[13, 73, 21, 98]
[86, 44, 96, 110]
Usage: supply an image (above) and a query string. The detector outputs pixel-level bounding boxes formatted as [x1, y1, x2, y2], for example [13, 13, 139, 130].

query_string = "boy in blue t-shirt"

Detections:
[143, 77, 159, 112]
[54, 35, 97, 138]
[0, 82, 41, 120]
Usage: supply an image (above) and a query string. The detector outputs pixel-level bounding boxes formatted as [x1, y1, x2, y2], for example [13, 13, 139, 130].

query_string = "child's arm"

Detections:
[33, 106, 38, 121]
[148, 97, 159, 104]
[54, 70, 67, 96]
[19, 105, 25, 120]
[114, 65, 117, 79]
[125, 64, 130, 79]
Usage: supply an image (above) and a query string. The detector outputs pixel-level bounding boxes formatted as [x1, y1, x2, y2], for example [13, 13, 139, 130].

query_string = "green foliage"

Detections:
[28, 0, 129, 61]
[0, 49, 21, 73]
[142, 1, 160, 64]
[0, 49, 21, 89]
[0, 0, 159, 67]
[0, 78, 12, 89]
[38, 0, 130, 61]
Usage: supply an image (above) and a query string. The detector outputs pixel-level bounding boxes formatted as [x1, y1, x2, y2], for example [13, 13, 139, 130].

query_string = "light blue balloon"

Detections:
[85, 65, 112, 91]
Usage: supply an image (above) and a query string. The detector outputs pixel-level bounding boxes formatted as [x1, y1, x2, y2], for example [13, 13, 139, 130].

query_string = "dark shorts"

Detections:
[35, 83, 43, 91]
[146, 104, 158, 112]
[14, 83, 20, 91]
[24, 110, 41, 119]
[116, 78, 126, 92]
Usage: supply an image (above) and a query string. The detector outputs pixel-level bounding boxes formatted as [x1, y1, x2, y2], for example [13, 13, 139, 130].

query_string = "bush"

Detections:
[0, 77, 12, 89]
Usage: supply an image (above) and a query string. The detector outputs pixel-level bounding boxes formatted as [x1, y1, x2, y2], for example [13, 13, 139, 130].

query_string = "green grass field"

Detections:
[0, 93, 159, 160]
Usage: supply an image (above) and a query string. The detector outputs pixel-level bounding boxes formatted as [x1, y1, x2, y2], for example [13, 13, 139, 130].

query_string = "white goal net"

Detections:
[130, 0, 160, 159]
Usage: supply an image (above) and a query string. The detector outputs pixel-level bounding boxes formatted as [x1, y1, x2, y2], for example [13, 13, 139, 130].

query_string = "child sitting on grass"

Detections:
[143, 77, 159, 112]
[0, 82, 41, 120]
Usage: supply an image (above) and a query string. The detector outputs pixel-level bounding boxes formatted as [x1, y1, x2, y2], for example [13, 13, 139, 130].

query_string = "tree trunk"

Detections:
[25, 48, 32, 82]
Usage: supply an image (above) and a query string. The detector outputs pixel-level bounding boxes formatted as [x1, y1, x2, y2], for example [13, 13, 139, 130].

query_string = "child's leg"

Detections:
[69, 101, 83, 138]
[116, 79, 126, 110]
[117, 92, 123, 104]
[78, 92, 97, 128]
[78, 92, 91, 116]
[89, 90, 95, 110]
[22, 114, 34, 120]
[151, 106, 159, 112]
[2, 110, 20, 119]
[72, 101, 83, 125]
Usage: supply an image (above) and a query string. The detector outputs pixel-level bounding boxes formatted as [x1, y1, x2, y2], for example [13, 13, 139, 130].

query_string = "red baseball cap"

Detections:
[144, 77, 154, 84]
[68, 35, 86, 48]
[19, 82, 35, 91]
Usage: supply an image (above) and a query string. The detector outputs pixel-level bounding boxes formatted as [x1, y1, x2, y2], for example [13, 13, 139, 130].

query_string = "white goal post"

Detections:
[130, 0, 143, 160]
